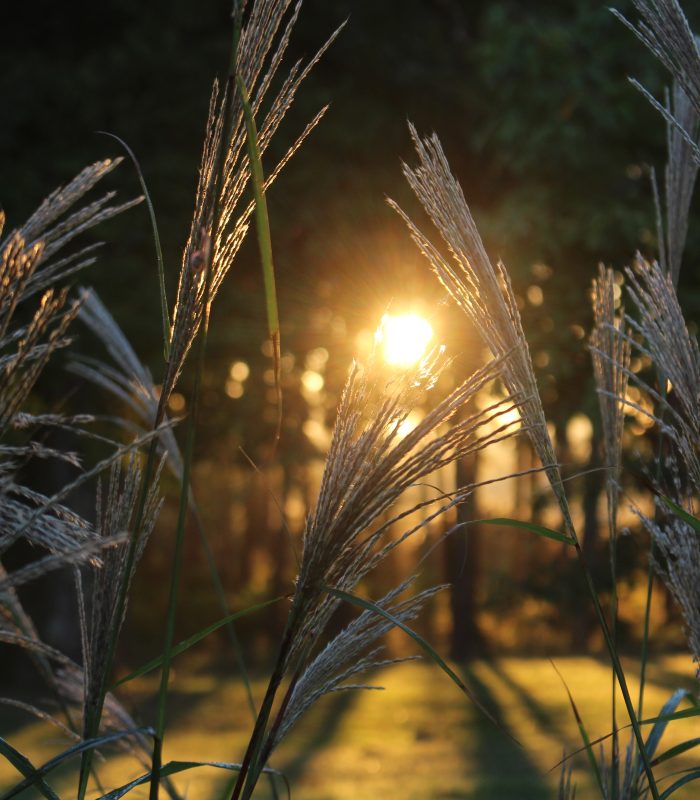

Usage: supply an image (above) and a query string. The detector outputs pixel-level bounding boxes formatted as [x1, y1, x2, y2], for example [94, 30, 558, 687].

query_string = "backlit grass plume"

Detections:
[229, 346, 526, 798]
[271, 578, 441, 750]
[0, 159, 140, 574]
[392, 125, 664, 797]
[590, 265, 631, 532]
[77, 454, 164, 750]
[390, 125, 572, 535]
[626, 257, 700, 490]
[161, 1, 343, 409]
[663, 78, 700, 284]
[614, 1, 700, 118]
[69, 288, 184, 480]
[618, 257, 700, 669]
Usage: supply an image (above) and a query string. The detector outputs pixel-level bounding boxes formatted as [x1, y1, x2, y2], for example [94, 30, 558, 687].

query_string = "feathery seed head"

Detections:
[286, 342, 524, 674]
[391, 126, 572, 535]
[590, 265, 631, 526]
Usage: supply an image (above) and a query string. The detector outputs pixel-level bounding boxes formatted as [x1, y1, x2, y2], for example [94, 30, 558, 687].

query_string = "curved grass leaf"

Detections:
[652, 737, 700, 767]
[324, 584, 513, 738]
[112, 597, 283, 689]
[640, 707, 700, 725]
[97, 131, 170, 360]
[1, 728, 154, 800]
[657, 495, 700, 535]
[0, 738, 59, 800]
[479, 517, 574, 545]
[551, 703, 700, 772]
[641, 689, 692, 775]
[97, 759, 289, 800]
[659, 768, 700, 799]
[236, 73, 282, 444]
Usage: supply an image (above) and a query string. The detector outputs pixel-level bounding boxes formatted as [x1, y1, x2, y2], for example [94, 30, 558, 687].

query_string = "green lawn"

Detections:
[1, 655, 698, 798]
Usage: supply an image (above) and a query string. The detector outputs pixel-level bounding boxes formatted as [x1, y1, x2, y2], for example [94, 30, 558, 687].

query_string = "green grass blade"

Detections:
[0, 738, 59, 800]
[651, 738, 700, 767]
[324, 585, 512, 736]
[578, 558, 660, 798]
[236, 74, 279, 345]
[112, 597, 283, 689]
[659, 768, 700, 799]
[97, 760, 289, 800]
[236, 73, 282, 442]
[152, 312, 207, 798]
[551, 661, 606, 796]
[641, 689, 691, 773]
[640, 707, 700, 725]
[479, 517, 574, 544]
[97, 131, 171, 360]
[2, 728, 154, 800]
[657, 495, 700, 534]
[551, 704, 700, 770]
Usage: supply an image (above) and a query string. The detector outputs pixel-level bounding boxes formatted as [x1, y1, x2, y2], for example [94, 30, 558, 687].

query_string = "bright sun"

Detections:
[378, 313, 433, 367]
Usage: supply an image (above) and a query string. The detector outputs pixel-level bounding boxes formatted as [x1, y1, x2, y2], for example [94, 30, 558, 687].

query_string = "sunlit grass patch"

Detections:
[3, 655, 697, 798]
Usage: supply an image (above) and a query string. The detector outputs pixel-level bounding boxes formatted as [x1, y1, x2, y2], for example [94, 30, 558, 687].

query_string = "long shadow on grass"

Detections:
[460, 663, 555, 800]
[624, 656, 697, 697]
[213, 683, 357, 798]
[482, 660, 564, 739]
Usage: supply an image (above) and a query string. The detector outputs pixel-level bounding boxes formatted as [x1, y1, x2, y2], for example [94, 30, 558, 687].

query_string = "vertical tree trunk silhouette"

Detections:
[446, 451, 484, 661]
[577, 426, 603, 649]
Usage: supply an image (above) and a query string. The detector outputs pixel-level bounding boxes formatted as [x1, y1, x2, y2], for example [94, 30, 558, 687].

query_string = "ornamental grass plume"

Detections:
[613, 0, 700, 680]
[663, 78, 700, 284]
[230, 346, 527, 798]
[0, 155, 182, 795]
[614, 0, 700, 119]
[590, 265, 631, 533]
[77, 455, 164, 750]
[0, 160, 139, 307]
[391, 121, 667, 798]
[0, 159, 143, 577]
[288, 350, 523, 669]
[625, 257, 700, 490]
[389, 125, 572, 534]
[160, 0, 343, 409]
[614, 257, 700, 670]
[69, 288, 185, 481]
[270, 578, 441, 749]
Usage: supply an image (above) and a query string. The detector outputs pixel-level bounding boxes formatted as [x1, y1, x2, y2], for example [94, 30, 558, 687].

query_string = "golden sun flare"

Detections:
[378, 313, 433, 367]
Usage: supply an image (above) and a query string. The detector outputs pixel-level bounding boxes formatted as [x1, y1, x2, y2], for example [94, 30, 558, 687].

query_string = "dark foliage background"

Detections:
[3, 0, 700, 661]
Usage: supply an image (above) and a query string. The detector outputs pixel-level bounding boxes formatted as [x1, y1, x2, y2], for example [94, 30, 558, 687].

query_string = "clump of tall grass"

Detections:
[3, 0, 700, 798]
[387, 2, 700, 797]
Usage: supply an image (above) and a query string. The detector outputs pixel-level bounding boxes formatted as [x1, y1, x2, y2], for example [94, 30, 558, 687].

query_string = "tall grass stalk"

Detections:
[75, 404, 168, 800]
[150, 236, 214, 799]
[591, 264, 630, 798]
[151, 35, 235, 792]
[70, 287, 262, 740]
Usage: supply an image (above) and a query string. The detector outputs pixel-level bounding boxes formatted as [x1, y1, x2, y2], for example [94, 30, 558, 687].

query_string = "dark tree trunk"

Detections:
[576, 428, 604, 648]
[446, 452, 484, 661]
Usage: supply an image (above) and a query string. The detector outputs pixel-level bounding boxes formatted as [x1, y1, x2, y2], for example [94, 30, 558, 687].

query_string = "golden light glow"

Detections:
[301, 370, 324, 393]
[225, 380, 244, 399]
[567, 413, 593, 462]
[395, 410, 423, 439]
[377, 313, 432, 367]
[168, 392, 186, 412]
[229, 360, 250, 382]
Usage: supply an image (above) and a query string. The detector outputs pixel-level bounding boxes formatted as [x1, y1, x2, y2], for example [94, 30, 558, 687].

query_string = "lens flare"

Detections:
[377, 313, 433, 367]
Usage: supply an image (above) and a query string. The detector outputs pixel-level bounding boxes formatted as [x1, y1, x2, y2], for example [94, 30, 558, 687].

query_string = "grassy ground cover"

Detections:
[2, 654, 697, 798]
